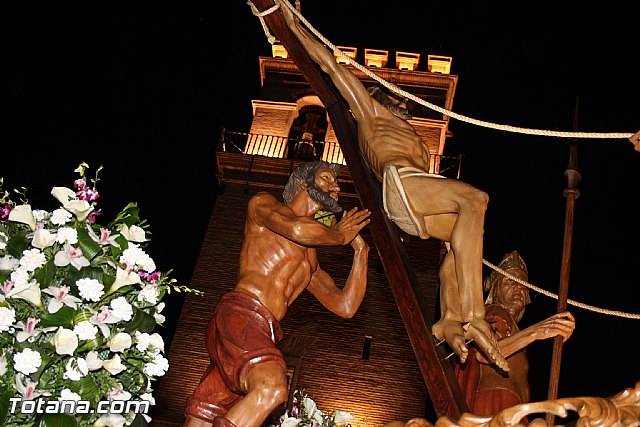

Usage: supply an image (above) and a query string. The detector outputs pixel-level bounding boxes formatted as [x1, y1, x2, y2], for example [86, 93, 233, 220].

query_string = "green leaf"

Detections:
[123, 307, 156, 334]
[33, 257, 57, 289]
[39, 306, 75, 328]
[77, 375, 99, 402]
[102, 272, 117, 295]
[38, 413, 78, 427]
[7, 231, 29, 258]
[76, 228, 101, 261]
[112, 234, 129, 256]
[0, 391, 10, 427]
[109, 202, 140, 228]
[119, 368, 149, 395]
[76, 334, 104, 352]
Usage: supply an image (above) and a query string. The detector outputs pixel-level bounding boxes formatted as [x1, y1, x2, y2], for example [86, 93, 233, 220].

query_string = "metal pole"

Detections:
[546, 99, 581, 426]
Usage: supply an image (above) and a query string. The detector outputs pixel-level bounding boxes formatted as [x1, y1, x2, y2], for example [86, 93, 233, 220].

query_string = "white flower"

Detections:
[0, 254, 19, 271]
[32, 209, 49, 223]
[63, 357, 89, 381]
[73, 321, 98, 341]
[15, 317, 55, 342]
[54, 243, 90, 270]
[14, 348, 42, 375]
[135, 331, 165, 354]
[0, 231, 8, 250]
[59, 388, 82, 413]
[86, 351, 104, 371]
[93, 413, 127, 427]
[50, 208, 73, 226]
[119, 224, 146, 242]
[140, 392, 156, 406]
[51, 187, 94, 221]
[109, 385, 132, 401]
[281, 417, 301, 427]
[0, 354, 7, 375]
[55, 226, 78, 245]
[154, 312, 166, 325]
[86, 225, 120, 248]
[8, 204, 36, 231]
[15, 374, 50, 400]
[103, 354, 126, 375]
[53, 327, 79, 355]
[333, 410, 354, 423]
[10, 266, 30, 287]
[42, 285, 82, 313]
[6, 279, 43, 308]
[60, 388, 82, 401]
[76, 277, 104, 301]
[121, 244, 156, 272]
[138, 284, 160, 304]
[109, 332, 132, 352]
[0, 306, 16, 332]
[110, 296, 133, 321]
[19, 248, 46, 272]
[302, 397, 324, 422]
[144, 353, 169, 377]
[90, 306, 121, 338]
[108, 267, 141, 295]
[31, 228, 57, 249]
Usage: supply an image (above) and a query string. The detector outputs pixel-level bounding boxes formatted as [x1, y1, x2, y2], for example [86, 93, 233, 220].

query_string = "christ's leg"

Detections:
[399, 172, 507, 370]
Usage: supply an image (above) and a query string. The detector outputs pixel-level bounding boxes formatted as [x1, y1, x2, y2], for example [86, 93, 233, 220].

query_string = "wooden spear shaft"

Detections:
[546, 103, 581, 426]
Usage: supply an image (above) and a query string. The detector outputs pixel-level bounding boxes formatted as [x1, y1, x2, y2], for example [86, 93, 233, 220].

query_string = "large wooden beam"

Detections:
[247, 0, 468, 419]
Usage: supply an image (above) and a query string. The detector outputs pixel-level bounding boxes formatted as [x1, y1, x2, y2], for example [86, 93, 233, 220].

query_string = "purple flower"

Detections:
[0, 203, 14, 223]
[291, 405, 300, 418]
[86, 208, 102, 224]
[139, 271, 162, 284]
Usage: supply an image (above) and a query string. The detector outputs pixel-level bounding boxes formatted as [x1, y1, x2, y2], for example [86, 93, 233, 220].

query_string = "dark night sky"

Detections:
[5, 1, 639, 415]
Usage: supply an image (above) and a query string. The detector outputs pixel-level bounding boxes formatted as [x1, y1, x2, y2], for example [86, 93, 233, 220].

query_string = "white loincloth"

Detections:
[382, 164, 444, 239]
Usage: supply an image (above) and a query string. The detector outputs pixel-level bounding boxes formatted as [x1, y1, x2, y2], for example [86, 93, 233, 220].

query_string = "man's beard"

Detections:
[307, 182, 343, 213]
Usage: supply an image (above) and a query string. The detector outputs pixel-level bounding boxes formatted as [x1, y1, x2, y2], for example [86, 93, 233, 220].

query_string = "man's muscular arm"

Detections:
[250, 192, 370, 246]
[307, 234, 370, 318]
[476, 311, 575, 364]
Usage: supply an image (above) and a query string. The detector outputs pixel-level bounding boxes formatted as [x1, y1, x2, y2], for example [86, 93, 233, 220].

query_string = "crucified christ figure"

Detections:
[280, 2, 508, 371]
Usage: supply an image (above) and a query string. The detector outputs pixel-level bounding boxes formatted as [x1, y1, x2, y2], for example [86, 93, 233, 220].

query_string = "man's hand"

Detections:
[630, 130, 640, 152]
[531, 311, 576, 342]
[334, 207, 371, 244]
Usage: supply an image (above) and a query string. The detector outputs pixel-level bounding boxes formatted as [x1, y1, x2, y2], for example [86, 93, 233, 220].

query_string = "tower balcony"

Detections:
[215, 129, 463, 196]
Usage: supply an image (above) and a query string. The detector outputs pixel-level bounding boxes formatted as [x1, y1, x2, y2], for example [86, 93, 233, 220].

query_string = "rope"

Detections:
[247, 1, 280, 44]
[271, 0, 634, 141]
[250, 1, 640, 320]
[483, 259, 640, 320]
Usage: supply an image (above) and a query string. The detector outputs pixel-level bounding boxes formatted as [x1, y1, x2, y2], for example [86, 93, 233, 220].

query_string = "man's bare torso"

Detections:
[235, 216, 319, 321]
[359, 106, 431, 180]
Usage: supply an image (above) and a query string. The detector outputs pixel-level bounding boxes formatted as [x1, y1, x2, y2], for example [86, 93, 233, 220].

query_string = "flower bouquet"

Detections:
[270, 389, 355, 427]
[0, 163, 201, 427]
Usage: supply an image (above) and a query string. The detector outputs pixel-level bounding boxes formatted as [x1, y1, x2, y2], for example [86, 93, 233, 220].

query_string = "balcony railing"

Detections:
[217, 129, 463, 178]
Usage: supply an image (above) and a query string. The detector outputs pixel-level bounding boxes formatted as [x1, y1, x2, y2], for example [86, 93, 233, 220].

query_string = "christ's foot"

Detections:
[464, 319, 509, 372]
[432, 319, 469, 364]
